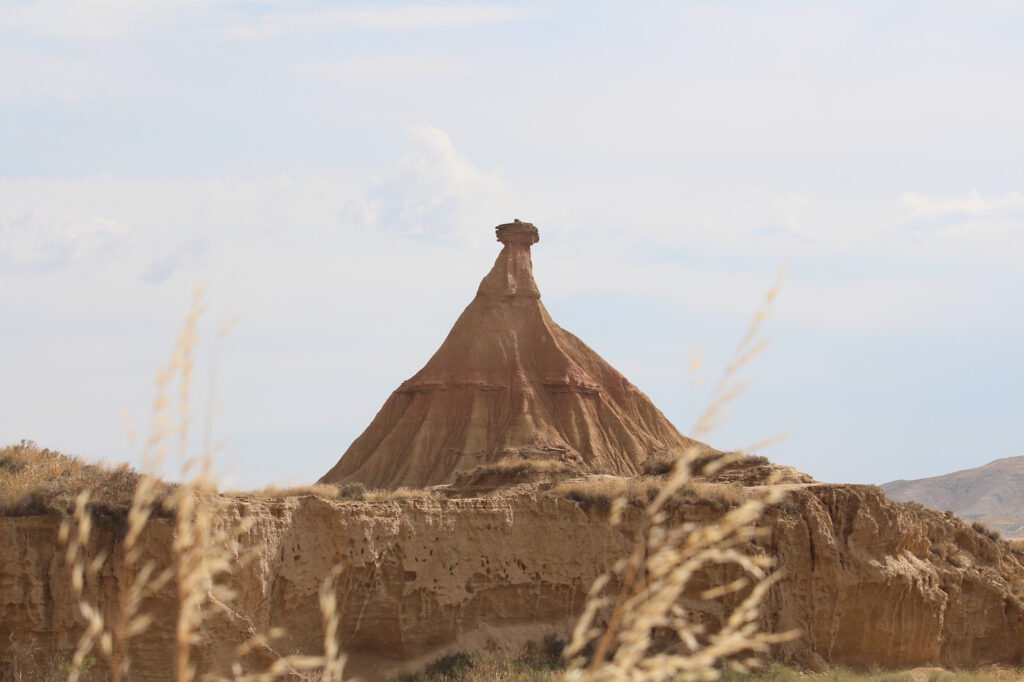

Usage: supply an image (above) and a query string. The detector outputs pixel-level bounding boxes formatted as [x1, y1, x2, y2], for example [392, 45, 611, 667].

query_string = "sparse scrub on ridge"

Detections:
[225, 482, 365, 501]
[972, 520, 1002, 542]
[554, 477, 658, 512]
[336, 482, 366, 500]
[641, 451, 769, 477]
[554, 476, 747, 514]
[454, 457, 576, 486]
[0, 440, 174, 516]
[227, 483, 344, 500]
[363, 486, 441, 502]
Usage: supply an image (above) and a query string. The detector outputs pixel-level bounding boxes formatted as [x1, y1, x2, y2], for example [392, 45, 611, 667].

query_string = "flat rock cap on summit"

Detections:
[320, 220, 708, 490]
[495, 219, 539, 245]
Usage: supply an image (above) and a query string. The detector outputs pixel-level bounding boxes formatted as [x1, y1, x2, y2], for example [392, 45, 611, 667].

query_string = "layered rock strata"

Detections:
[3, 481, 1024, 680]
[320, 221, 707, 489]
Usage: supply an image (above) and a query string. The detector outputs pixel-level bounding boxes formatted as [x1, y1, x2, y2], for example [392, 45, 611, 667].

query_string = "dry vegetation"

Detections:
[225, 481, 445, 503]
[560, 271, 793, 682]
[3, 290, 350, 682]
[392, 638, 566, 682]
[389, 655, 1024, 682]
[454, 457, 576, 486]
[227, 482, 368, 501]
[227, 483, 344, 500]
[640, 452, 769, 478]
[0, 440, 174, 517]
[364, 487, 441, 502]
[554, 476, 748, 514]
[561, 448, 792, 682]
[971, 521, 1002, 543]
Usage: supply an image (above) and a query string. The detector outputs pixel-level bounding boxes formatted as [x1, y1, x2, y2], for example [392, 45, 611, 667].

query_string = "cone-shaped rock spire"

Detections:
[320, 220, 708, 489]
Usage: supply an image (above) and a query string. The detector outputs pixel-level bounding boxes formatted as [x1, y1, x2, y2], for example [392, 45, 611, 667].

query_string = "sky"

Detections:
[1, 0, 1022, 489]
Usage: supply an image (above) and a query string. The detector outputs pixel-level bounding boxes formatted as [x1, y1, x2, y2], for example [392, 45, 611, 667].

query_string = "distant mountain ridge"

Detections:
[882, 456, 1024, 538]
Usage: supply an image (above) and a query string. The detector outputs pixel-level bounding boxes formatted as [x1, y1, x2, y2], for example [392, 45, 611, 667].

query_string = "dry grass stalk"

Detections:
[318, 564, 348, 682]
[48, 288, 348, 682]
[564, 448, 793, 682]
[44, 450, 172, 681]
[108, 472, 174, 682]
[692, 269, 784, 440]
[104, 302, 190, 681]
[58, 491, 107, 682]
[564, 274, 794, 681]
[204, 566, 349, 682]
[160, 289, 264, 682]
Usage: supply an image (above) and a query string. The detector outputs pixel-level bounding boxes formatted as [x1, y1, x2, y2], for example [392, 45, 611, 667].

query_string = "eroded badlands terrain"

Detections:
[4, 468, 1024, 680]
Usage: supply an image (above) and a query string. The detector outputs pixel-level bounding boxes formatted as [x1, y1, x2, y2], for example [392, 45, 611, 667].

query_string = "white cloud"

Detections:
[219, 4, 534, 40]
[0, 128, 511, 275]
[889, 189, 1024, 265]
[367, 125, 516, 245]
[534, 183, 1024, 270]
[0, 188, 135, 270]
[901, 188, 1024, 218]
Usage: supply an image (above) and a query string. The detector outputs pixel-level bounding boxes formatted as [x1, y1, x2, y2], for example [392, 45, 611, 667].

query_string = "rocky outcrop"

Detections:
[320, 221, 709, 490]
[3, 480, 1024, 680]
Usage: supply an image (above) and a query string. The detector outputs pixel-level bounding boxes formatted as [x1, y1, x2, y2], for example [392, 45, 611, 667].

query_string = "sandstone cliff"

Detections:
[4, 477, 1024, 680]
[320, 221, 708, 490]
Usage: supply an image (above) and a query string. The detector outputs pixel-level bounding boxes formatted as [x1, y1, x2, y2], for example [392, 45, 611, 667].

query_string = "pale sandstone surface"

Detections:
[3, 480, 1024, 680]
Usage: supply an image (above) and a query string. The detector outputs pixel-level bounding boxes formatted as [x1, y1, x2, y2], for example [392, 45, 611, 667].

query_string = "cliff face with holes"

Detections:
[3, 480, 1024, 680]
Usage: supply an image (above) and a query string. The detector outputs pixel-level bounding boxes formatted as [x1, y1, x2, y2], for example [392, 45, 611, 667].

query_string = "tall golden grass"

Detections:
[562, 270, 795, 682]
[48, 288, 349, 682]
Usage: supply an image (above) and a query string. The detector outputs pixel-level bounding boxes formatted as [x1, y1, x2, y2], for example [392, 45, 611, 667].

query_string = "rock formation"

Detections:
[4, 479, 1024, 680]
[321, 220, 707, 490]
